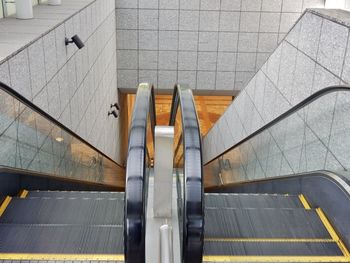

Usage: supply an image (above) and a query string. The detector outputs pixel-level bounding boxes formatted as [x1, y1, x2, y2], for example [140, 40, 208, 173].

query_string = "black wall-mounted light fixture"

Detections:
[65, 35, 84, 49]
[108, 102, 120, 118]
[108, 110, 118, 118]
[110, 103, 120, 111]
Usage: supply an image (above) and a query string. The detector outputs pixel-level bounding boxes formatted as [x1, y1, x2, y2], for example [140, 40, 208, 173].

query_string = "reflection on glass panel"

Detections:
[3, 1, 15, 17]
[173, 104, 184, 258]
[146, 113, 154, 165]
[0, 1, 3, 18]
[0, 120, 19, 168]
[145, 113, 154, 201]
[1, 0, 39, 17]
[176, 168, 184, 259]
[0, 87, 125, 188]
[173, 106, 183, 167]
[204, 90, 350, 189]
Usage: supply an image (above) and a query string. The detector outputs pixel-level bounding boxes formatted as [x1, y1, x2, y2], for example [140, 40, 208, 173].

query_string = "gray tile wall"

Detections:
[0, 0, 123, 164]
[116, 0, 325, 93]
[203, 9, 350, 180]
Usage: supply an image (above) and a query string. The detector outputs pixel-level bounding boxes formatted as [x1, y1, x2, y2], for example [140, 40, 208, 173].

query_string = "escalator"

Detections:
[0, 190, 124, 259]
[199, 86, 350, 262]
[1, 78, 350, 263]
[170, 86, 350, 263]
[203, 193, 346, 261]
[0, 82, 155, 263]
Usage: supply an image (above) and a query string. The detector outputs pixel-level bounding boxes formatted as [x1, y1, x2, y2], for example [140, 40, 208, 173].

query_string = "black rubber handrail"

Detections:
[0, 81, 124, 169]
[204, 85, 350, 166]
[169, 84, 204, 263]
[124, 83, 156, 263]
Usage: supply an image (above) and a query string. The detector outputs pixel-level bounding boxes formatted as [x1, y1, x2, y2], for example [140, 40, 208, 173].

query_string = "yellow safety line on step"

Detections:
[18, 189, 28, 198]
[0, 253, 124, 261]
[316, 208, 350, 257]
[0, 196, 12, 217]
[205, 237, 334, 243]
[202, 255, 350, 262]
[299, 194, 311, 209]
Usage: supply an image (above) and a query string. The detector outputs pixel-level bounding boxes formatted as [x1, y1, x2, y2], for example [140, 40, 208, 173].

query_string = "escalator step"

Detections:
[203, 240, 343, 256]
[0, 197, 124, 225]
[0, 224, 123, 254]
[28, 191, 124, 199]
[205, 193, 303, 208]
[205, 208, 330, 239]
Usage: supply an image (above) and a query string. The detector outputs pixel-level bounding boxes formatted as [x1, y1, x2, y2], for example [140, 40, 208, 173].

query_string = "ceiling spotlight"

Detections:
[65, 34, 85, 49]
[55, 137, 64, 142]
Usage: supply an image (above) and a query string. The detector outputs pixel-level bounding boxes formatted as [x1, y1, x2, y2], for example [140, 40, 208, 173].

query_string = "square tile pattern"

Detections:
[116, 0, 325, 92]
[0, 0, 123, 164]
[203, 9, 350, 183]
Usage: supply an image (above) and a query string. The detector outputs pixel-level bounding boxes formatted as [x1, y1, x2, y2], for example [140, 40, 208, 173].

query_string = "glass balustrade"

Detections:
[0, 82, 125, 187]
[204, 86, 350, 189]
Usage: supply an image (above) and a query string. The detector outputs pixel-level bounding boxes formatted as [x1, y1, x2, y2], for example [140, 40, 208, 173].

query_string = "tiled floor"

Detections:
[0, 0, 93, 63]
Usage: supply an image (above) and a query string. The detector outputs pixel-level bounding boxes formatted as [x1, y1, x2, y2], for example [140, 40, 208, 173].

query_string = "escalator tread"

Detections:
[28, 191, 124, 199]
[205, 193, 303, 208]
[203, 240, 343, 256]
[205, 208, 330, 239]
[0, 224, 123, 254]
[0, 197, 124, 225]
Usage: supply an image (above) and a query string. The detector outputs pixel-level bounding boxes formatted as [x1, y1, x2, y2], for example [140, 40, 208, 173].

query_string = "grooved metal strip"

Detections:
[205, 194, 303, 209]
[0, 198, 124, 225]
[203, 240, 343, 256]
[28, 191, 125, 199]
[0, 225, 124, 254]
[205, 208, 330, 239]
[202, 255, 350, 262]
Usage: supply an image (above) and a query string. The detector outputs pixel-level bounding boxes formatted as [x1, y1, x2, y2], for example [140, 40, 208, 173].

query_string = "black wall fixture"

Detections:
[110, 102, 120, 110]
[108, 102, 120, 118]
[108, 110, 118, 118]
[65, 34, 85, 49]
